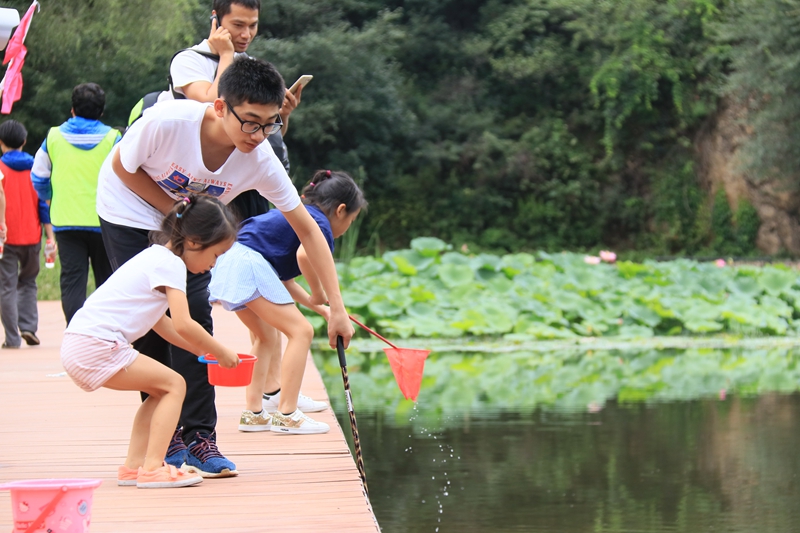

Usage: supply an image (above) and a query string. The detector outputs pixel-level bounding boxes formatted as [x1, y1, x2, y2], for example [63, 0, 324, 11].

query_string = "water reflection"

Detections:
[315, 347, 800, 532]
[315, 346, 800, 418]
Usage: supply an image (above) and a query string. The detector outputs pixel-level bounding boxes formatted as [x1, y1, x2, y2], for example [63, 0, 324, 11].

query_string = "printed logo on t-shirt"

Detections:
[155, 165, 232, 199]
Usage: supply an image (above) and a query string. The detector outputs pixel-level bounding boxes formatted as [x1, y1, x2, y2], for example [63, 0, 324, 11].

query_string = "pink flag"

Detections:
[1, 1, 38, 114]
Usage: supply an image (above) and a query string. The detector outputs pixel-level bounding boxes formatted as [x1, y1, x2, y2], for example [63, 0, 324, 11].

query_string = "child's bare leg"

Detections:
[120, 396, 158, 469]
[104, 355, 186, 472]
[245, 298, 314, 414]
[247, 327, 282, 394]
[236, 308, 279, 412]
[263, 333, 285, 393]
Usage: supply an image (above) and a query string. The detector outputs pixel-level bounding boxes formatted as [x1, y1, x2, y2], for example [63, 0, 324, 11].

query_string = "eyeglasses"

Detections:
[224, 100, 283, 136]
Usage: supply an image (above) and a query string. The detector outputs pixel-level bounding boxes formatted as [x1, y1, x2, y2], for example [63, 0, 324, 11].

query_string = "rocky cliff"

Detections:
[695, 98, 800, 255]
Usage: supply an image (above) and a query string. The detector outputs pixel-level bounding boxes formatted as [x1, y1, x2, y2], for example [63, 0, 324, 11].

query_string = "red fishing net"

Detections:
[383, 348, 430, 401]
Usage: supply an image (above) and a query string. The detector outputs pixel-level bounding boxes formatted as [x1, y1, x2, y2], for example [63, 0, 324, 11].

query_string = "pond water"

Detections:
[314, 346, 800, 532]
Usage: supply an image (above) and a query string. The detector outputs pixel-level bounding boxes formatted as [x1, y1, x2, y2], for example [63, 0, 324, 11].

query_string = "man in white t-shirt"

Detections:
[97, 57, 354, 478]
[160, 0, 300, 214]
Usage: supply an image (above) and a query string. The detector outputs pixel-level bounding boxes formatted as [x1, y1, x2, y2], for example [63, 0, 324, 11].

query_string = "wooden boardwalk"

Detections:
[0, 302, 379, 532]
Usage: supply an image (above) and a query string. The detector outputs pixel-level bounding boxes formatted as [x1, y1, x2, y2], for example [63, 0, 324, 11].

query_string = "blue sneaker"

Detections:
[164, 427, 187, 469]
[184, 431, 238, 478]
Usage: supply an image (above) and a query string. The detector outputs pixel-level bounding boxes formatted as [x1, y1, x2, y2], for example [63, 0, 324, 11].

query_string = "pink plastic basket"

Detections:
[0, 478, 102, 533]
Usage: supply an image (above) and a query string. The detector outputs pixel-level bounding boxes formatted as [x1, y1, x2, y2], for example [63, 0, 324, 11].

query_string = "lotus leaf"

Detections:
[305, 314, 325, 332]
[343, 290, 374, 309]
[448, 284, 484, 305]
[758, 267, 798, 295]
[368, 298, 404, 317]
[347, 257, 386, 279]
[572, 320, 610, 335]
[617, 325, 655, 338]
[449, 309, 480, 332]
[410, 236, 448, 257]
[563, 267, 606, 293]
[440, 252, 472, 265]
[486, 275, 514, 293]
[407, 301, 436, 318]
[760, 295, 793, 318]
[627, 305, 662, 327]
[438, 263, 475, 288]
[514, 298, 567, 325]
[763, 315, 789, 335]
[539, 251, 587, 272]
[513, 273, 548, 292]
[783, 289, 800, 312]
[411, 317, 462, 337]
[470, 253, 502, 271]
[551, 290, 592, 314]
[720, 297, 759, 325]
[409, 285, 436, 303]
[450, 304, 516, 335]
[388, 253, 417, 276]
[475, 269, 502, 282]
[728, 275, 762, 297]
[376, 317, 415, 338]
[383, 249, 435, 276]
[697, 275, 728, 298]
[683, 319, 724, 333]
[616, 261, 654, 279]
[500, 253, 535, 277]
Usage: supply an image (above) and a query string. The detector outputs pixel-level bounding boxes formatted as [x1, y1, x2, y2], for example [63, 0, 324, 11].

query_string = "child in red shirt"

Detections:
[0, 120, 55, 348]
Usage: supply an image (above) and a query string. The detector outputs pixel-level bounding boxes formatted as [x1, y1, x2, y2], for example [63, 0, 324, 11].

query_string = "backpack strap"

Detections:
[142, 91, 161, 111]
[168, 48, 221, 100]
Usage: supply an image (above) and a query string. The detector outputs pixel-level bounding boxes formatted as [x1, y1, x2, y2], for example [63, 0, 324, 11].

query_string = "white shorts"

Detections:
[208, 242, 293, 312]
[61, 333, 139, 392]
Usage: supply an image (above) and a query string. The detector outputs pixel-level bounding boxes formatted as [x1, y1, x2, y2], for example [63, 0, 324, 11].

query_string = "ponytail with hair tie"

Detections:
[152, 193, 239, 257]
[299, 169, 367, 218]
[176, 197, 192, 219]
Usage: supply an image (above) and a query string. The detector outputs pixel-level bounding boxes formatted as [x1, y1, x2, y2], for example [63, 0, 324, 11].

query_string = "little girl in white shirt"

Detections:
[61, 194, 239, 488]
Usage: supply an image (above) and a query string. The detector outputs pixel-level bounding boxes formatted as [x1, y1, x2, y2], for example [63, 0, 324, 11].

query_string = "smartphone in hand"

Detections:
[289, 75, 313, 95]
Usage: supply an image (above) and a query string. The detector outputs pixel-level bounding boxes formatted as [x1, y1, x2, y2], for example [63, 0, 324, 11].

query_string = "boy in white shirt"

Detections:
[97, 56, 354, 478]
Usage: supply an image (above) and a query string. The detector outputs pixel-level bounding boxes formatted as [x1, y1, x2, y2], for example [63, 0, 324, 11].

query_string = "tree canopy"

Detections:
[2, 0, 796, 256]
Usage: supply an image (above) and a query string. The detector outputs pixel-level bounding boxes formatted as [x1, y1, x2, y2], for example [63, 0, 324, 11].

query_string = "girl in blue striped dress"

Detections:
[209, 170, 366, 434]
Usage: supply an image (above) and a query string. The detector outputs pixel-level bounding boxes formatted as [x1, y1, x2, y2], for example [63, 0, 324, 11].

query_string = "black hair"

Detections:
[151, 194, 239, 256]
[300, 170, 368, 218]
[0, 120, 27, 149]
[72, 83, 105, 120]
[219, 56, 284, 107]
[213, 0, 260, 21]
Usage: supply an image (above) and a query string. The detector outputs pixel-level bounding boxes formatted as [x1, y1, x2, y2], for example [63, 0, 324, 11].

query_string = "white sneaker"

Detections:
[270, 409, 330, 435]
[238, 409, 271, 432]
[262, 391, 328, 413]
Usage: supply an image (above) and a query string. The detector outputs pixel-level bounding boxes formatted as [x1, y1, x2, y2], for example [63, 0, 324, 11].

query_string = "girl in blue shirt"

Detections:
[209, 170, 366, 434]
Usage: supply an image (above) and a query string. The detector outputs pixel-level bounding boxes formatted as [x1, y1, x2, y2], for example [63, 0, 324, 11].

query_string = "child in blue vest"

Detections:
[31, 83, 120, 324]
[0, 119, 55, 348]
[209, 170, 366, 434]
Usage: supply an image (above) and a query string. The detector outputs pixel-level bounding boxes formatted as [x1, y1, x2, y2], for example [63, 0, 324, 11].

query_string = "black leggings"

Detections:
[99, 218, 216, 444]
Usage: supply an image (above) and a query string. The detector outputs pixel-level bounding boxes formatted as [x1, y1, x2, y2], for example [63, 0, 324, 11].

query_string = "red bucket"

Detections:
[199, 354, 257, 386]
